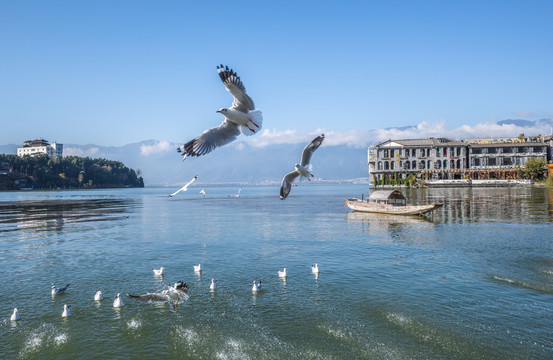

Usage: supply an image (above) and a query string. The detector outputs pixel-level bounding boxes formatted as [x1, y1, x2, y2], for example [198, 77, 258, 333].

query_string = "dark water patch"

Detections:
[0, 198, 134, 233]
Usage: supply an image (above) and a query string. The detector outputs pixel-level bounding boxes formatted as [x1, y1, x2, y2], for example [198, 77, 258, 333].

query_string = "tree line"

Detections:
[0, 154, 144, 190]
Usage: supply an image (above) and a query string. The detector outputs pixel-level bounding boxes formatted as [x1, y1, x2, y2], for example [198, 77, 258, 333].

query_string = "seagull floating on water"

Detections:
[228, 187, 242, 198]
[113, 293, 124, 308]
[311, 264, 320, 274]
[177, 65, 263, 160]
[278, 268, 287, 278]
[200, 189, 206, 197]
[280, 134, 325, 200]
[153, 267, 165, 276]
[62, 304, 72, 317]
[94, 290, 104, 301]
[210, 279, 217, 290]
[193, 264, 202, 273]
[10, 308, 20, 321]
[51, 283, 70, 295]
[252, 280, 262, 292]
[169, 176, 198, 197]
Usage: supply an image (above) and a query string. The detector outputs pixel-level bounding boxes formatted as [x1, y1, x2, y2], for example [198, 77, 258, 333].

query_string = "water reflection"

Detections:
[0, 199, 134, 233]
[345, 211, 433, 233]
[397, 187, 552, 224]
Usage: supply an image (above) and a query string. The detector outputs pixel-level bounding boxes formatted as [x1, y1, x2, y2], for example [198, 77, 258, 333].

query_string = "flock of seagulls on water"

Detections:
[8, 263, 321, 321]
[168, 65, 324, 201]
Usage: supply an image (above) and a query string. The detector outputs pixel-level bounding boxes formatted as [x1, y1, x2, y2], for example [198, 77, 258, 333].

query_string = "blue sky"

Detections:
[1, 1, 553, 147]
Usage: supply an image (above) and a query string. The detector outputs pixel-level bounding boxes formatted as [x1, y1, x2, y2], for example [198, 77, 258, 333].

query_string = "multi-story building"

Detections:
[463, 137, 548, 179]
[17, 139, 63, 158]
[369, 135, 552, 185]
[368, 137, 468, 184]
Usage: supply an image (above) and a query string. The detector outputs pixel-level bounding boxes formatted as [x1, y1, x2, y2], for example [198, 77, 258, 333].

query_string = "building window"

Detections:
[405, 149, 410, 157]
[412, 160, 416, 169]
[443, 148, 447, 157]
[456, 159, 461, 169]
[436, 160, 441, 169]
[419, 161, 425, 169]
[384, 161, 389, 170]
[450, 160, 455, 169]
[377, 161, 382, 170]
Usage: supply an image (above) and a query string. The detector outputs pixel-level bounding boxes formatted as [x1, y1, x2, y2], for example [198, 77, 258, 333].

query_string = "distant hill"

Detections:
[497, 118, 553, 128]
[60, 140, 369, 186]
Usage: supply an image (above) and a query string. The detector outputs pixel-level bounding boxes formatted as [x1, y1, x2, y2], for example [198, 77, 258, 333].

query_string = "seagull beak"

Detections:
[216, 110, 221, 113]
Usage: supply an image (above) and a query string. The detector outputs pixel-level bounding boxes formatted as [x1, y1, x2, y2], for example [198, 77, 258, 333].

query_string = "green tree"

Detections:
[520, 158, 546, 180]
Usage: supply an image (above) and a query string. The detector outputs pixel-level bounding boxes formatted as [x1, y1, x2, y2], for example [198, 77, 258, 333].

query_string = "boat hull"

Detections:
[345, 198, 440, 215]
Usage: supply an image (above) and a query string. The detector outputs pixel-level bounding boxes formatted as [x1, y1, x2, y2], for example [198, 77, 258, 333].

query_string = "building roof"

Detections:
[469, 142, 548, 148]
[23, 139, 50, 147]
[375, 137, 464, 148]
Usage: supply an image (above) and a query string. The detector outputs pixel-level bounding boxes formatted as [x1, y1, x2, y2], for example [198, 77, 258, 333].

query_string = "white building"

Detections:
[17, 139, 63, 158]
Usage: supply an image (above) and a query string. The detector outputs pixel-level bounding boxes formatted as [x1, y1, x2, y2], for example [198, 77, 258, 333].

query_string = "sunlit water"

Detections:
[1, 185, 553, 359]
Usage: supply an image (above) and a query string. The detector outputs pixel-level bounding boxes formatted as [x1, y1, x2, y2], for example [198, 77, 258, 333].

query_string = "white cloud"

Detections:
[64, 147, 99, 156]
[240, 119, 553, 148]
[140, 140, 171, 156]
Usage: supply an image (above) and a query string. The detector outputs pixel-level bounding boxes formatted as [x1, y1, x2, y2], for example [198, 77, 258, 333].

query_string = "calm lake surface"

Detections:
[1, 184, 553, 359]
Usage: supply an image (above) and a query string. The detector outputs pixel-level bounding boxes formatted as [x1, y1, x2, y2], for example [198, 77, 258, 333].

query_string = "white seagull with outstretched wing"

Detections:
[169, 175, 198, 197]
[177, 65, 263, 160]
[280, 134, 325, 200]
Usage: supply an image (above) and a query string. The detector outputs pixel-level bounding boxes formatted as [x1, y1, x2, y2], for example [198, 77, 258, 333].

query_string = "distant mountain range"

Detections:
[3, 118, 552, 186]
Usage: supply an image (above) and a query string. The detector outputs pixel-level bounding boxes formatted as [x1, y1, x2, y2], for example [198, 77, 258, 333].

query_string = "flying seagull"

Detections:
[280, 134, 325, 200]
[177, 65, 263, 160]
[126, 292, 171, 304]
[169, 176, 198, 197]
[165, 281, 189, 308]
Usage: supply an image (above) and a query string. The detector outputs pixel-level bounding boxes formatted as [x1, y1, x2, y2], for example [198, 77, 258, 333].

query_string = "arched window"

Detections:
[427, 160, 432, 169]
[412, 160, 417, 169]
[443, 160, 448, 169]
[436, 160, 441, 169]
[456, 160, 461, 169]
[405, 161, 410, 170]
[420, 161, 425, 169]
[405, 149, 410, 157]
[377, 161, 382, 170]
[450, 160, 455, 169]
[384, 161, 389, 170]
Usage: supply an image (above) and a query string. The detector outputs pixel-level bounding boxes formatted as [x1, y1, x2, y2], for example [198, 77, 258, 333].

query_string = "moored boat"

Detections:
[345, 189, 441, 216]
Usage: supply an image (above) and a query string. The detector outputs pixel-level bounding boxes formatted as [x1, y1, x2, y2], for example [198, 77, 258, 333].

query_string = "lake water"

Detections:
[1, 184, 553, 359]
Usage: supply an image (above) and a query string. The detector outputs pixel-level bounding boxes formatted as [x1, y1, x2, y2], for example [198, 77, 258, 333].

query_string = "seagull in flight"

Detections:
[280, 134, 325, 200]
[165, 281, 189, 308]
[126, 292, 171, 304]
[169, 176, 198, 197]
[177, 65, 263, 160]
[228, 187, 242, 198]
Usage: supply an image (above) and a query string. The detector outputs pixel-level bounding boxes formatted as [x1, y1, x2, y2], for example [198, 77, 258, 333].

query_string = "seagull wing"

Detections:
[300, 134, 325, 167]
[126, 293, 168, 303]
[177, 120, 241, 159]
[181, 175, 198, 191]
[217, 65, 255, 112]
[280, 171, 300, 200]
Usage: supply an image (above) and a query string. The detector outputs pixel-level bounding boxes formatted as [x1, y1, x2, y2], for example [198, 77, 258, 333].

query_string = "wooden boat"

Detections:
[345, 190, 441, 216]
